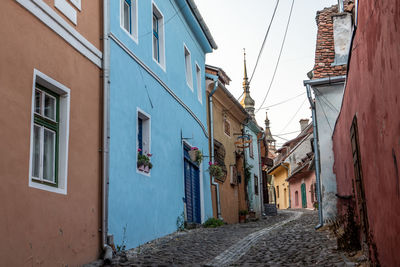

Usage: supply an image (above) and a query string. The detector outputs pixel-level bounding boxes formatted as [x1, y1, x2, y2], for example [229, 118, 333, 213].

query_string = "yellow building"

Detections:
[268, 163, 290, 209]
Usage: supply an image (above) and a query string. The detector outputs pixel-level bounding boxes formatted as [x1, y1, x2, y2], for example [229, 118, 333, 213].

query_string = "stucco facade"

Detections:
[0, 0, 102, 266]
[332, 1, 400, 265]
[205, 66, 248, 223]
[269, 165, 290, 210]
[106, 0, 216, 249]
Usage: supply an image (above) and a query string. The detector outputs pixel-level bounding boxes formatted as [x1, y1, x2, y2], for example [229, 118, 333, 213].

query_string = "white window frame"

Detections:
[136, 108, 151, 177]
[184, 45, 193, 90]
[223, 115, 231, 138]
[195, 63, 202, 103]
[120, 0, 138, 43]
[69, 0, 81, 11]
[54, 0, 77, 25]
[29, 69, 70, 195]
[152, 2, 165, 70]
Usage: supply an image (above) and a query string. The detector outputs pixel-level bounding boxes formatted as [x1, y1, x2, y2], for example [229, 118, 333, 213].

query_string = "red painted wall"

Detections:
[332, 1, 400, 266]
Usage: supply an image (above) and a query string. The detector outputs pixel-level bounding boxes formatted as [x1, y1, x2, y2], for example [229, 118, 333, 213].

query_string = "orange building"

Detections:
[206, 65, 249, 223]
[0, 1, 102, 266]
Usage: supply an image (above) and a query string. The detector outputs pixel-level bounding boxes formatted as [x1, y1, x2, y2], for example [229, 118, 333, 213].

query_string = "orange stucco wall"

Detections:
[206, 80, 248, 224]
[0, 1, 101, 266]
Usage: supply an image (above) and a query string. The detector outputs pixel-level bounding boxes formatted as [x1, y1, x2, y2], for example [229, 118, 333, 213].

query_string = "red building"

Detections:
[332, 1, 400, 266]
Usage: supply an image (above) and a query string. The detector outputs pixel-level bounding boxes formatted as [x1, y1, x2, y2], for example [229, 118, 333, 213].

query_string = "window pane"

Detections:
[123, 1, 130, 32]
[43, 128, 55, 182]
[44, 94, 56, 120]
[32, 125, 41, 178]
[35, 90, 41, 114]
[153, 36, 159, 61]
[153, 15, 157, 32]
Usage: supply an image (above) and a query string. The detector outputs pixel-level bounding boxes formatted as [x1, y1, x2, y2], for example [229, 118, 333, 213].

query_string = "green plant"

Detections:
[244, 163, 253, 184]
[208, 162, 224, 180]
[239, 209, 249, 216]
[116, 224, 127, 252]
[137, 149, 153, 169]
[203, 218, 224, 228]
[189, 147, 203, 164]
[195, 150, 203, 164]
[176, 212, 185, 231]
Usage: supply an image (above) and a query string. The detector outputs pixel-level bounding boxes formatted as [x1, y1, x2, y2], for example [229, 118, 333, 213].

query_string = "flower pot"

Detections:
[144, 165, 150, 173]
[188, 150, 197, 162]
[138, 165, 145, 172]
[239, 215, 246, 223]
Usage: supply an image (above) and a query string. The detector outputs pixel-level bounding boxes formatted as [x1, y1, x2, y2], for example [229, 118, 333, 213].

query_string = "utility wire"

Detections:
[273, 130, 301, 136]
[279, 97, 307, 134]
[258, 92, 305, 110]
[255, 0, 295, 113]
[248, 0, 280, 85]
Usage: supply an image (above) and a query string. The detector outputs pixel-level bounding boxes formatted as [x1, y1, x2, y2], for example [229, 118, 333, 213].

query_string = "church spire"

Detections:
[240, 49, 255, 120]
[264, 112, 276, 152]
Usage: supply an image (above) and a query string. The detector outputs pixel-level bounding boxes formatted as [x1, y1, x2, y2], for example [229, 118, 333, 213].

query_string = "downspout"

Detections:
[305, 83, 323, 229]
[207, 74, 222, 219]
[257, 132, 265, 215]
[102, 0, 112, 261]
[281, 164, 290, 209]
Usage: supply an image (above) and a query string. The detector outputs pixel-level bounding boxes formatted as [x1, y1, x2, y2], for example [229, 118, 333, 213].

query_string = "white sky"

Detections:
[195, 0, 337, 147]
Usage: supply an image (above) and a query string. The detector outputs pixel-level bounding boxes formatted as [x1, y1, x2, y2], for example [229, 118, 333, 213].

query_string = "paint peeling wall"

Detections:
[332, 1, 400, 265]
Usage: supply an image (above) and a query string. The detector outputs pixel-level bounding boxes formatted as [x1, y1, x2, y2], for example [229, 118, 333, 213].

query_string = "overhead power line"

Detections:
[258, 92, 306, 110]
[248, 0, 280, 85]
[255, 0, 295, 113]
[279, 97, 307, 134]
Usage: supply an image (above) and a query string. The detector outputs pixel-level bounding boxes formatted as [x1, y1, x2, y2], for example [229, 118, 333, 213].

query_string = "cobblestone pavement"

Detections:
[87, 210, 354, 266]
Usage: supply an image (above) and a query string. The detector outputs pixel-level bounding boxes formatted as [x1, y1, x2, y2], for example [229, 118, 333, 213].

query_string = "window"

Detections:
[196, 64, 202, 102]
[184, 46, 193, 89]
[137, 109, 151, 173]
[276, 185, 279, 198]
[152, 3, 165, 68]
[249, 137, 254, 158]
[29, 69, 70, 194]
[295, 191, 299, 206]
[230, 165, 238, 185]
[254, 175, 259, 195]
[120, 0, 138, 41]
[32, 85, 59, 185]
[223, 115, 231, 137]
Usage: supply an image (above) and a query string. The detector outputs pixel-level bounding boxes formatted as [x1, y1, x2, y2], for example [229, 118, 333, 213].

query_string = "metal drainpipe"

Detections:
[338, 0, 344, 13]
[281, 164, 290, 209]
[208, 78, 222, 219]
[102, 0, 111, 253]
[305, 83, 323, 229]
[257, 132, 265, 215]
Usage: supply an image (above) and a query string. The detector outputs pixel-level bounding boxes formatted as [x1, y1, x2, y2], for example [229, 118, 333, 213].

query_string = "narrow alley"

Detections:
[86, 211, 354, 266]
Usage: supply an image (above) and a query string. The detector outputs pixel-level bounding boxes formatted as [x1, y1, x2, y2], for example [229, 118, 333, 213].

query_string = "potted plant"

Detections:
[189, 147, 203, 164]
[239, 210, 248, 223]
[137, 149, 153, 173]
[208, 162, 224, 180]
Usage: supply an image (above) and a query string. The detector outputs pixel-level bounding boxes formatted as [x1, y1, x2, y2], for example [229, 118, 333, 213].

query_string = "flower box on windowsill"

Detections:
[138, 165, 145, 172]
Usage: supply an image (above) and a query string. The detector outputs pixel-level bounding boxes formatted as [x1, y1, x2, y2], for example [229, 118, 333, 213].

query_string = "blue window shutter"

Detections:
[138, 118, 143, 153]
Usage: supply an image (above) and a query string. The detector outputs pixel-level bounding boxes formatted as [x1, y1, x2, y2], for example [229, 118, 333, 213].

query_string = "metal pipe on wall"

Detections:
[102, 0, 110, 249]
[305, 83, 324, 229]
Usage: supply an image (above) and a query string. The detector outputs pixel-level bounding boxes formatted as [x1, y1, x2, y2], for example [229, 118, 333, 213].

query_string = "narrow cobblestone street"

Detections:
[87, 210, 354, 266]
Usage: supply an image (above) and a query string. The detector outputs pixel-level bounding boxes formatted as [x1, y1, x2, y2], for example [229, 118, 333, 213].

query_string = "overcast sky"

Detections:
[195, 0, 337, 147]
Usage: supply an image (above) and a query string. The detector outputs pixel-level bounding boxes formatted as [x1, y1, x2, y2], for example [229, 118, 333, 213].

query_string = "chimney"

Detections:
[299, 119, 309, 132]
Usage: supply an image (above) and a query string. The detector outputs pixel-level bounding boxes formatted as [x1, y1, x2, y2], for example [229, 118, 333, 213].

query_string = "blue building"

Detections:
[104, 0, 217, 249]
[240, 54, 263, 217]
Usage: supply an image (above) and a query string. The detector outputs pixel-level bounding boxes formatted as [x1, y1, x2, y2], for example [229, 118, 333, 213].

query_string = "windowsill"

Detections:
[29, 177, 66, 194]
[136, 168, 151, 177]
[120, 25, 139, 44]
[152, 57, 166, 72]
[187, 83, 194, 92]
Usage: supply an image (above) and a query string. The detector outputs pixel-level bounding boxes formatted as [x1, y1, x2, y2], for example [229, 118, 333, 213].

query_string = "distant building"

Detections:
[240, 52, 263, 217]
[205, 65, 248, 223]
[303, 1, 353, 220]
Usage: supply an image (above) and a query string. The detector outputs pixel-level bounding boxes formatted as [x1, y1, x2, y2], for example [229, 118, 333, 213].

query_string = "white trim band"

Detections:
[16, 0, 102, 68]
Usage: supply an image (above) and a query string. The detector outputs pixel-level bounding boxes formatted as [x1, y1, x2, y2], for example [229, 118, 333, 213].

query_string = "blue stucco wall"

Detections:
[244, 123, 262, 216]
[108, 0, 213, 249]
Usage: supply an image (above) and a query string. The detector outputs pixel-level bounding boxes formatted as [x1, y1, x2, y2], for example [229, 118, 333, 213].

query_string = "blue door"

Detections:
[184, 148, 201, 223]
